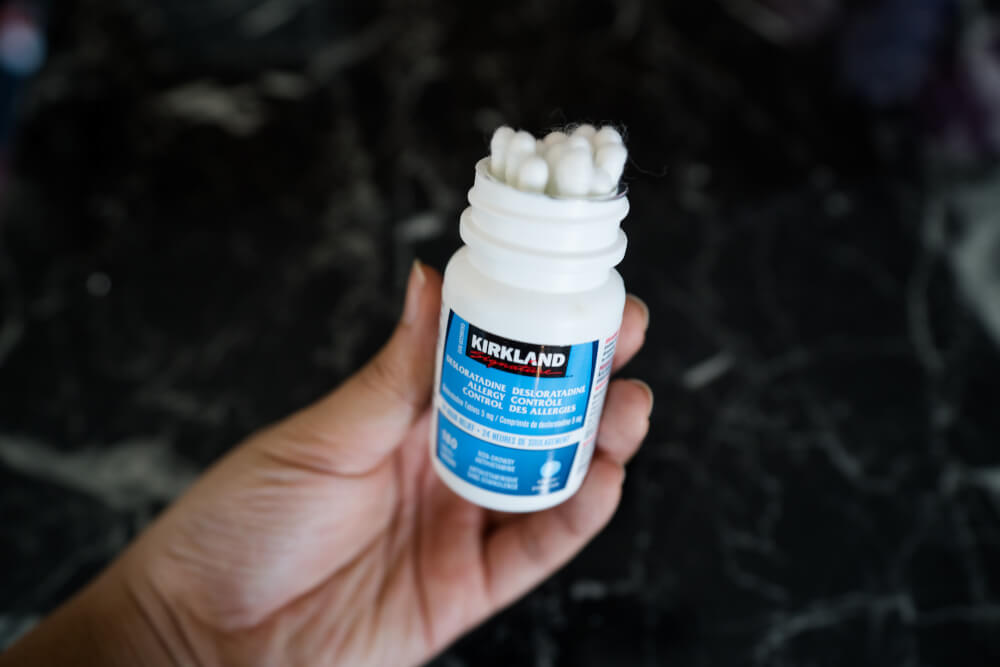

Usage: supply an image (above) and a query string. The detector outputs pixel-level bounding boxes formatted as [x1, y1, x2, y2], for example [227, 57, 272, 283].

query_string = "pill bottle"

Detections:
[430, 157, 629, 512]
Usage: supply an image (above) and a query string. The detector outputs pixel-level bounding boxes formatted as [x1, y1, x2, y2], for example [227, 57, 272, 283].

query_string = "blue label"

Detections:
[437, 411, 578, 495]
[439, 312, 597, 437]
[436, 311, 600, 497]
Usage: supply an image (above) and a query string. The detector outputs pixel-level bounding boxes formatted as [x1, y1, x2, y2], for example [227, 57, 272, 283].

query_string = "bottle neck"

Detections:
[465, 244, 613, 292]
[459, 159, 629, 294]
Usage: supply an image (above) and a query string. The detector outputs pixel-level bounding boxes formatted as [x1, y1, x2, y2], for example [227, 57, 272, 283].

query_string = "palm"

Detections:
[120, 266, 650, 667]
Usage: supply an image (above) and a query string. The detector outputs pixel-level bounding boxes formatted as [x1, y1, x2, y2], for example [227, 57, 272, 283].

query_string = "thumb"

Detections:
[266, 261, 443, 475]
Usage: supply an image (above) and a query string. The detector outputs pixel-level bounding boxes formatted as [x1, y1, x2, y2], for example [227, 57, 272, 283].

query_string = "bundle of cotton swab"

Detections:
[488, 124, 627, 198]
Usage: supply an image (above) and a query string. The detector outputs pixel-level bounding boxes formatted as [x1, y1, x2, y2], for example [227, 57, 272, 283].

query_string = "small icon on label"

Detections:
[539, 460, 561, 478]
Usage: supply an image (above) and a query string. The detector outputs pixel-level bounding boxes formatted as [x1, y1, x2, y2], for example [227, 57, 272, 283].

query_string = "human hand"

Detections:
[2, 262, 651, 667]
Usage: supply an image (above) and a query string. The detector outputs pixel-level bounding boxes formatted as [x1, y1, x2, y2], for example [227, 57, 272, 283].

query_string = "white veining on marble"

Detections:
[681, 350, 734, 390]
[240, 0, 308, 37]
[949, 172, 1000, 350]
[0, 614, 40, 650]
[754, 593, 916, 664]
[0, 435, 197, 510]
[157, 80, 266, 136]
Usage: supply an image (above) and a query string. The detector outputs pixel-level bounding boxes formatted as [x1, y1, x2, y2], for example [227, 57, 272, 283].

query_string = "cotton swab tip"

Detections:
[542, 130, 568, 147]
[595, 143, 628, 184]
[516, 156, 549, 193]
[489, 126, 515, 178]
[594, 126, 623, 148]
[553, 148, 595, 197]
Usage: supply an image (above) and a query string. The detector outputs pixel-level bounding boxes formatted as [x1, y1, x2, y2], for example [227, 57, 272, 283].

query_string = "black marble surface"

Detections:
[3, 1, 1000, 665]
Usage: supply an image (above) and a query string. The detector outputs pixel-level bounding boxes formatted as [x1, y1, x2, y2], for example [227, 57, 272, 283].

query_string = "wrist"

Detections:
[0, 564, 178, 667]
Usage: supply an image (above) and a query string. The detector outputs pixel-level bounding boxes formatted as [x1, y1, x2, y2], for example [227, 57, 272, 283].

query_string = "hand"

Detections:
[2, 262, 651, 667]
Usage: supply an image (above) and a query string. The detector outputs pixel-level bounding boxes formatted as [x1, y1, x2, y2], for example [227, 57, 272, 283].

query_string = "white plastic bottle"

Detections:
[430, 157, 630, 512]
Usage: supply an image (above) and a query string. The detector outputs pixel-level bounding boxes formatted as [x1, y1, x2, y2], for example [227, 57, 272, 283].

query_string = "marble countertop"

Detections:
[2, 1, 999, 664]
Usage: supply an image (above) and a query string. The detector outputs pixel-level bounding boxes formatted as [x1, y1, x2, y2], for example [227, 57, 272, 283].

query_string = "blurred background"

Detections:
[2, 0, 1000, 664]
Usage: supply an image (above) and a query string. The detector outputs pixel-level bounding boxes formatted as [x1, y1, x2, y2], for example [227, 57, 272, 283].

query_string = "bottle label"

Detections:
[434, 310, 616, 496]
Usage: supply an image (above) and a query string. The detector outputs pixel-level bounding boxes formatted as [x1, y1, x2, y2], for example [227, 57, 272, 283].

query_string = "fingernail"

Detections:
[403, 260, 426, 325]
[627, 294, 650, 332]
[627, 378, 654, 418]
